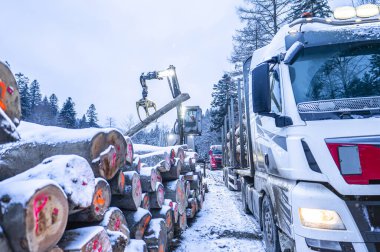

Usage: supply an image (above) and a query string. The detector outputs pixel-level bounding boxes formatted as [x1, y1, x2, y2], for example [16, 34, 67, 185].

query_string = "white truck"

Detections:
[223, 5, 380, 252]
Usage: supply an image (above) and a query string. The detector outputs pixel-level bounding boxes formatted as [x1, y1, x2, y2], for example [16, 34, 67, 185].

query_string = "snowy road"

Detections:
[173, 170, 265, 252]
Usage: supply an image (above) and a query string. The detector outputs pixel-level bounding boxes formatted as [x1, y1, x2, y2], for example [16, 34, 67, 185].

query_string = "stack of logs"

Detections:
[0, 123, 207, 252]
[225, 123, 247, 165]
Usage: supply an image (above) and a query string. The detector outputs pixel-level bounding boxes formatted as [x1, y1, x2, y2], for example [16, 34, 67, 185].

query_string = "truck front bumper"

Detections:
[292, 182, 380, 251]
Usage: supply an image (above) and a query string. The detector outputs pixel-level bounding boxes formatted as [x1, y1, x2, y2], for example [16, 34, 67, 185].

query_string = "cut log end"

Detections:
[123, 208, 152, 240]
[143, 218, 167, 252]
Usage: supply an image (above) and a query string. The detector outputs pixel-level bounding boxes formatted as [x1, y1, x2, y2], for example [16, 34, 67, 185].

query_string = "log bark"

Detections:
[156, 170, 162, 184]
[0, 179, 68, 252]
[150, 205, 174, 241]
[140, 167, 158, 193]
[141, 193, 150, 210]
[161, 158, 181, 181]
[58, 226, 112, 252]
[127, 239, 148, 252]
[148, 183, 165, 209]
[69, 178, 111, 222]
[163, 177, 187, 215]
[0, 126, 128, 181]
[109, 169, 126, 195]
[0, 226, 12, 252]
[0, 109, 19, 144]
[123, 208, 152, 239]
[2, 155, 96, 213]
[190, 175, 200, 191]
[143, 218, 167, 252]
[111, 171, 142, 211]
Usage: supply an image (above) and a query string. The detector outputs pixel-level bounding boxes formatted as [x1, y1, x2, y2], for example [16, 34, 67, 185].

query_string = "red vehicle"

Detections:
[208, 145, 223, 169]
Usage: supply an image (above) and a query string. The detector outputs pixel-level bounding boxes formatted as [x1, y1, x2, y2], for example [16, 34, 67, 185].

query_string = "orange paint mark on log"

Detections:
[93, 189, 105, 212]
[33, 194, 49, 235]
[119, 172, 125, 193]
[0, 81, 7, 111]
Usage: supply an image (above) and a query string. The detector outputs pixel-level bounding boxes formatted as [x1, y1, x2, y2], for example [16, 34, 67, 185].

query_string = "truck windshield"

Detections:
[289, 42, 380, 104]
[212, 149, 222, 155]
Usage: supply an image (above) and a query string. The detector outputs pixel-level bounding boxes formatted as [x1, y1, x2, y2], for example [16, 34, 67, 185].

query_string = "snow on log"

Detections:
[186, 198, 197, 219]
[143, 218, 167, 252]
[0, 108, 20, 144]
[139, 151, 171, 173]
[141, 193, 150, 210]
[107, 230, 129, 252]
[2, 155, 95, 213]
[161, 158, 181, 181]
[163, 176, 187, 215]
[175, 146, 185, 165]
[47, 245, 63, 252]
[100, 207, 130, 239]
[124, 136, 134, 166]
[0, 226, 12, 252]
[148, 182, 165, 209]
[111, 171, 142, 211]
[126, 239, 148, 252]
[150, 205, 174, 242]
[164, 200, 179, 224]
[69, 178, 111, 221]
[109, 169, 125, 195]
[140, 167, 158, 193]
[123, 208, 152, 240]
[174, 212, 187, 234]
[0, 179, 68, 252]
[0, 123, 129, 180]
[57, 226, 111, 252]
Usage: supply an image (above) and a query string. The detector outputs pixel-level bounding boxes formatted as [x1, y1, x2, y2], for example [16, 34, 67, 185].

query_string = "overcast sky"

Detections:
[0, 0, 242, 128]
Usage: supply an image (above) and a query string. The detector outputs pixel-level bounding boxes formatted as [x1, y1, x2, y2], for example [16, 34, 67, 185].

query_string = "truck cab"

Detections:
[239, 11, 380, 252]
[208, 145, 223, 169]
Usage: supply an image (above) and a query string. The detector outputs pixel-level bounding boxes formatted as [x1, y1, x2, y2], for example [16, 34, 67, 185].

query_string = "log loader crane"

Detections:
[128, 65, 202, 146]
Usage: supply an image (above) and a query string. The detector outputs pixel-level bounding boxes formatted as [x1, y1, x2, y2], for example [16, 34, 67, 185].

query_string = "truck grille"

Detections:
[297, 96, 380, 113]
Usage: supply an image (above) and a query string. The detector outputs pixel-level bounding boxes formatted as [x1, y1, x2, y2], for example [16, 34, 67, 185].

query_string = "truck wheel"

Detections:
[241, 179, 250, 214]
[262, 195, 281, 252]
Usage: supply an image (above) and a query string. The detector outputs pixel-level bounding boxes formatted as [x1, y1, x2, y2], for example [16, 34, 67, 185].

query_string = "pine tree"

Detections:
[49, 94, 59, 125]
[78, 114, 88, 128]
[86, 104, 99, 128]
[29, 80, 42, 114]
[290, 0, 331, 21]
[33, 96, 51, 125]
[210, 74, 237, 131]
[15, 73, 31, 120]
[58, 97, 77, 128]
[195, 109, 221, 157]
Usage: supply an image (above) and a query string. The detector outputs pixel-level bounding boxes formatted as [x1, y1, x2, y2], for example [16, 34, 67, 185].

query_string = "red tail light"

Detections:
[326, 142, 380, 185]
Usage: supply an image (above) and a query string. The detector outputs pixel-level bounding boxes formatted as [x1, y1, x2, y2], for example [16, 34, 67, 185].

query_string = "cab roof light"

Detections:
[356, 4, 379, 18]
[334, 6, 357, 20]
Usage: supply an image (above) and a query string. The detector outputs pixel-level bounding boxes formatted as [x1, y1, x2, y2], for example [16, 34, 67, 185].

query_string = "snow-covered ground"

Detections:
[174, 170, 265, 252]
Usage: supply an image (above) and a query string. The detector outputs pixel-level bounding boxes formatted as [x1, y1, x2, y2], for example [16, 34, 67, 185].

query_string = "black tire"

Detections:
[262, 195, 281, 252]
[241, 178, 250, 214]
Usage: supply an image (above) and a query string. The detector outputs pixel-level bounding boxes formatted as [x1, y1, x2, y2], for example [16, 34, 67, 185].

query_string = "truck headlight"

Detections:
[299, 208, 346, 230]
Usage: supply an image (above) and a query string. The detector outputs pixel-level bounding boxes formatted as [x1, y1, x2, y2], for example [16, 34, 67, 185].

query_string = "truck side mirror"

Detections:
[252, 63, 271, 113]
